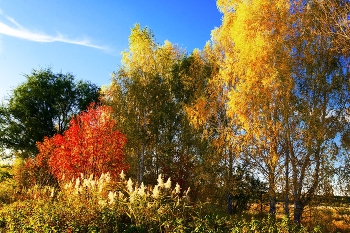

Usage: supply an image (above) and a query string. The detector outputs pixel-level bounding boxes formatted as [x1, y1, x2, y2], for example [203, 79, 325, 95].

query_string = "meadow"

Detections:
[0, 166, 348, 233]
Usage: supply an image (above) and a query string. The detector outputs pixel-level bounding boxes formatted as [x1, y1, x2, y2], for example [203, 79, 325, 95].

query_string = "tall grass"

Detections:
[0, 172, 322, 232]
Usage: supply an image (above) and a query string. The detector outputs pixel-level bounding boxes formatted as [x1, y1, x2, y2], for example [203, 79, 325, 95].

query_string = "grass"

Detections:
[248, 201, 350, 233]
[0, 172, 347, 232]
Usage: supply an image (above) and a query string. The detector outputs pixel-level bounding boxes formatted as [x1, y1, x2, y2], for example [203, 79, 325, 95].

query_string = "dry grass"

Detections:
[248, 202, 350, 233]
[307, 205, 350, 233]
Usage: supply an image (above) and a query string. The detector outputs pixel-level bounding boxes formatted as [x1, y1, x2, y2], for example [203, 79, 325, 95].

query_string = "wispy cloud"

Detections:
[0, 10, 108, 51]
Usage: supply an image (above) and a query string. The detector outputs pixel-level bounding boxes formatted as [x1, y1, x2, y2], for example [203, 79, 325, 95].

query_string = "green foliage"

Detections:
[0, 165, 15, 204]
[0, 165, 12, 182]
[104, 25, 210, 191]
[227, 215, 322, 233]
[0, 173, 190, 232]
[0, 68, 100, 157]
[227, 163, 267, 215]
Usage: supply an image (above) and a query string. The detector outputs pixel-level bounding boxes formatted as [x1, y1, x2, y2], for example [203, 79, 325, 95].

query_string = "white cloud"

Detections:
[0, 10, 108, 51]
[0, 35, 3, 55]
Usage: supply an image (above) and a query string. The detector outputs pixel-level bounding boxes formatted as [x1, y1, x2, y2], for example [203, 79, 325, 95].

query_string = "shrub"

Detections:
[16, 104, 129, 189]
[46, 104, 129, 181]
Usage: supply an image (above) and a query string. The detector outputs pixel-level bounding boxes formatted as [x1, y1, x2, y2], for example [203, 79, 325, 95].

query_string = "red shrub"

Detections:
[34, 104, 128, 181]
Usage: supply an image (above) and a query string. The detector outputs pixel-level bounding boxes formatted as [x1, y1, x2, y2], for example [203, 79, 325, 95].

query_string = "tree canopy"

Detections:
[0, 68, 100, 158]
[213, 0, 350, 223]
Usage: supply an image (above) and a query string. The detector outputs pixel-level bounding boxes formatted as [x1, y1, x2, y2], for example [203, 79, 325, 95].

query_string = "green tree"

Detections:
[105, 25, 182, 183]
[104, 25, 211, 197]
[227, 161, 267, 215]
[181, 44, 242, 212]
[0, 68, 100, 158]
[171, 45, 224, 203]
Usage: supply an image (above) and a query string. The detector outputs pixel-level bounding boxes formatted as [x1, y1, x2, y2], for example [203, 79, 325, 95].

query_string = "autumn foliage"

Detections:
[22, 104, 128, 184]
[3, 1, 349, 230]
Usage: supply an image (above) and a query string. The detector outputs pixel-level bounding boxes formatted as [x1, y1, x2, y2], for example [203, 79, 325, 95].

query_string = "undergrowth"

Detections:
[0, 172, 322, 232]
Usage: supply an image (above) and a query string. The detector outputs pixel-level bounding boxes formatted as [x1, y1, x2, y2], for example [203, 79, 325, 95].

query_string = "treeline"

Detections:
[0, 0, 349, 226]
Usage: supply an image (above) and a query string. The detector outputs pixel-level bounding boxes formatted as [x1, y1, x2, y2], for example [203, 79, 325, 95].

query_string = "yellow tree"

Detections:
[183, 43, 263, 214]
[105, 24, 181, 183]
[286, 1, 350, 223]
[104, 25, 208, 189]
[213, 0, 293, 215]
[312, 0, 350, 56]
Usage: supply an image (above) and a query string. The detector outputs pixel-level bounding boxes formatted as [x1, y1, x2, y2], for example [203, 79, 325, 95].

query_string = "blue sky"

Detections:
[0, 0, 222, 101]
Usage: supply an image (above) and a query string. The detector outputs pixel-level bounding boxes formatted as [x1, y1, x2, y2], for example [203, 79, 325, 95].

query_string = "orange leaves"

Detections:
[34, 104, 128, 181]
[213, 0, 292, 136]
[185, 97, 208, 129]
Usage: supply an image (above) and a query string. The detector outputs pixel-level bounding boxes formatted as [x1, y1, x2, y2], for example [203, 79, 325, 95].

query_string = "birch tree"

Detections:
[213, 0, 293, 215]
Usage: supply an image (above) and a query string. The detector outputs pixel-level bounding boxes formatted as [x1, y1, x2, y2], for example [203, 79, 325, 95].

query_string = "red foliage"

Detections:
[35, 104, 128, 181]
[17, 140, 58, 187]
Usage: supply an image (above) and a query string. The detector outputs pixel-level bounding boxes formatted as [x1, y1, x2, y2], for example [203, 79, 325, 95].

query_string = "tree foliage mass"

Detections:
[0, 68, 100, 157]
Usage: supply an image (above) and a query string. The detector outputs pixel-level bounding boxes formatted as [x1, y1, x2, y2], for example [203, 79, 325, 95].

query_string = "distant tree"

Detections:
[0, 68, 100, 158]
[228, 163, 267, 215]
